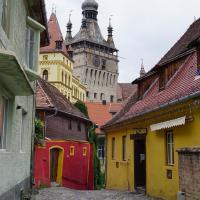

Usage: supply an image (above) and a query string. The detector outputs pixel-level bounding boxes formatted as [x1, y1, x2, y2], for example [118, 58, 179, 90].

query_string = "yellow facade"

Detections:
[106, 100, 200, 200]
[39, 52, 86, 103]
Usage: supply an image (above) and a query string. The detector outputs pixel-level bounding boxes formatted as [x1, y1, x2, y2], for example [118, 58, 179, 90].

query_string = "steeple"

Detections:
[107, 16, 115, 48]
[65, 12, 73, 42]
[140, 59, 146, 77]
[82, 0, 99, 21]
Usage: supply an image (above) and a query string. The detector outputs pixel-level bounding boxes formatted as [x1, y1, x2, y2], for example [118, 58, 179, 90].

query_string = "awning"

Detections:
[150, 116, 186, 131]
[0, 50, 33, 96]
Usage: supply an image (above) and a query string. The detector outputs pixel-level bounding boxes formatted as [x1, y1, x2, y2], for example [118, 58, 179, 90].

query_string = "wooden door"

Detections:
[50, 149, 59, 182]
[134, 138, 146, 188]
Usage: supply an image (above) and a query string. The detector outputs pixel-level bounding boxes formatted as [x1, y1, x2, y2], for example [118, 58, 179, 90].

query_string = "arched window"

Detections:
[42, 70, 48, 81]
[65, 74, 67, 85]
[62, 71, 64, 82]
[68, 76, 71, 86]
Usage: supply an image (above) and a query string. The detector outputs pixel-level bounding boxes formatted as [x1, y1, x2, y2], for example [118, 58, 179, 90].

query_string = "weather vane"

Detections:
[109, 15, 113, 26]
[69, 10, 73, 20]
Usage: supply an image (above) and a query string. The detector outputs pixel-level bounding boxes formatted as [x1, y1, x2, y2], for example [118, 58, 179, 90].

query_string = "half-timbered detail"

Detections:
[34, 78, 94, 190]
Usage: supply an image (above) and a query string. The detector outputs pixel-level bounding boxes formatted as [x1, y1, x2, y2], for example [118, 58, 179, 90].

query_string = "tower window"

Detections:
[42, 70, 48, 81]
[110, 95, 114, 103]
[94, 93, 97, 99]
[102, 59, 106, 70]
[55, 40, 62, 50]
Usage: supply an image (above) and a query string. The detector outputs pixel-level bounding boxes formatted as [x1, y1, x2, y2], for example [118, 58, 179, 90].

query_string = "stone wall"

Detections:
[177, 147, 200, 200]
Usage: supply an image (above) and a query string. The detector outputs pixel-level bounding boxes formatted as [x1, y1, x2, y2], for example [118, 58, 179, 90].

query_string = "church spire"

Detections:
[140, 59, 146, 77]
[65, 11, 73, 42]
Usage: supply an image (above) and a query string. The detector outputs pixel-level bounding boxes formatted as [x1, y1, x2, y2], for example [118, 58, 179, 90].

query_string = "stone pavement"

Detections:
[34, 187, 157, 200]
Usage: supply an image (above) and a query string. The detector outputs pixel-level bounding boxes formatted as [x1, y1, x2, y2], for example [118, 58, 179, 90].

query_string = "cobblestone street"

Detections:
[34, 187, 156, 200]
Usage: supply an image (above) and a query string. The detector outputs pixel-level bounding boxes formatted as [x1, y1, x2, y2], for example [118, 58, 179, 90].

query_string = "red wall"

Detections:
[34, 140, 94, 190]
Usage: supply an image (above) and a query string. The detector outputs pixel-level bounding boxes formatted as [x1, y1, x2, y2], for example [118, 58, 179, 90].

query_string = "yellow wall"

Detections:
[106, 106, 200, 200]
[39, 52, 86, 103]
[106, 129, 134, 191]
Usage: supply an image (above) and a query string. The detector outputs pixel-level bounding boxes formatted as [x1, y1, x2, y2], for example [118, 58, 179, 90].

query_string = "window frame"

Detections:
[0, 96, 8, 150]
[25, 26, 36, 70]
[111, 137, 115, 160]
[166, 130, 174, 166]
[97, 145, 104, 159]
[122, 136, 126, 161]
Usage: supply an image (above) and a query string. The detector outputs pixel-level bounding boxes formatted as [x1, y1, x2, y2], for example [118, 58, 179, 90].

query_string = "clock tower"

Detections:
[65, 0, 119, 103]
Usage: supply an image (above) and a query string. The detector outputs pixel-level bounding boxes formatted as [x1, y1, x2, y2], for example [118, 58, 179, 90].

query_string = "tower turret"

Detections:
[65, 13, 73, 42]
[82, 0, 99, 20]
[140, 59, 146, 77]
[107, 16, 115, 48]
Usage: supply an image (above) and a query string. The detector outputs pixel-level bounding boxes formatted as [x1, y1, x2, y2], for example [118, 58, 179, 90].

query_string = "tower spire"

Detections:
[65, 11, 73, 42]
[140, 58, 146, 77]
[107, 15, 115, 48]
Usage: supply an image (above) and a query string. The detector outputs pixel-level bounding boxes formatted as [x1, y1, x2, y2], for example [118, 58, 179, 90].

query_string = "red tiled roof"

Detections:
[40, 13, 68, 56]
[105, 52, 200, 127]
[86, 102, 123, 134]
[36, 78, 88, 121]
[117, 83, 137, 102]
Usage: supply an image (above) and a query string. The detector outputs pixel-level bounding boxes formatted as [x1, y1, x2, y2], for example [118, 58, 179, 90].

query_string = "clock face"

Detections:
[93, 55, 100, 67]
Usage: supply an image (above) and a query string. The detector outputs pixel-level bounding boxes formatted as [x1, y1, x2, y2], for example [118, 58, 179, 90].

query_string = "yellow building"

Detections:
[103, 18, 200, 200]
[39, 12, 86, 103]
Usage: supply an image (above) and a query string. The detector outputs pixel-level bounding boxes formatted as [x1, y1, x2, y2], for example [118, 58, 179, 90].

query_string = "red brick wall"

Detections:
[178, 148, 200, 200]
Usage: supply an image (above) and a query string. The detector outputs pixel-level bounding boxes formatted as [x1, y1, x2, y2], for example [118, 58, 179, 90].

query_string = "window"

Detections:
[112, 137, 115, 160]
[42, 70, 48, 81]
[83, 147, 87, 156]
[68, 120, 72, 130]
[25, 27, 35, 70]
[77, 122, 81, 132]
[94, 93, 97, 99]
[43, 55, 48, 61]
[86, 91, 89, 98]
[70, 146, 75, 156]
[102, 59, 106, 70]
[1, 0, 10, 35]
[110, 95, 114, 103]
[97, 145, 104, 159]
[159, 70, 165, 91]
[122, 136, 126, 161]
[0, 97, 8, 150]
[62, 71, 64, 82]
[55, 40, 62, 50]
[166, 131, 174, 166]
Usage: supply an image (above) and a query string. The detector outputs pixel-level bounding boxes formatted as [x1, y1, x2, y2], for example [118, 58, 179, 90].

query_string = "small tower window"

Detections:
[55, 40, 63, 50]
[102, 59, 106, 70]
[42, 70, 48, 81]
[110, 95, 114, 103]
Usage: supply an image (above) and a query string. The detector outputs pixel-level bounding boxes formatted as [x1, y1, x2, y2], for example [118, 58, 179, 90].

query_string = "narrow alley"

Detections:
[34, 187, 157, 200]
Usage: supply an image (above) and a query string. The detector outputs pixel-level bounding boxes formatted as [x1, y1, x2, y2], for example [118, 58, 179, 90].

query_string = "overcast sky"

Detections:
[45, 0, 200, 83]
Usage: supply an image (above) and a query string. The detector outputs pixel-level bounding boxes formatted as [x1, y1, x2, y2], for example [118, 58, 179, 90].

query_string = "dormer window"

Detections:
[55, 40, 62, 50]
[159, 70, 165, 91]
